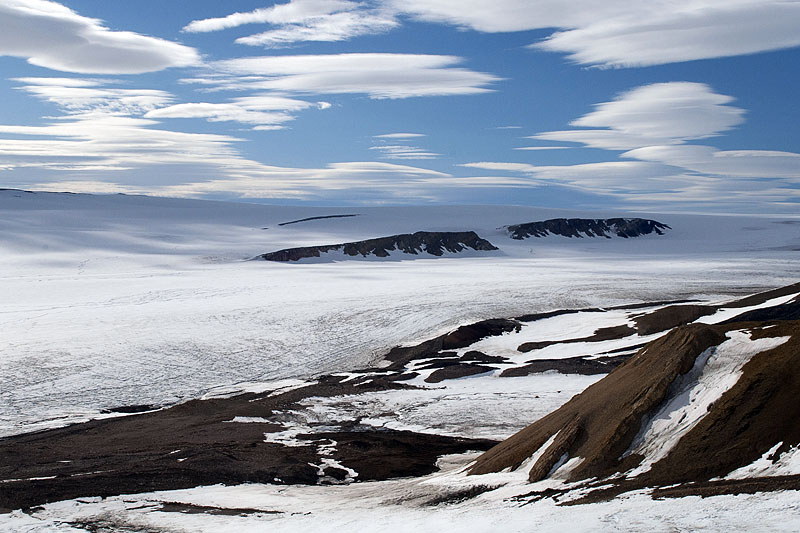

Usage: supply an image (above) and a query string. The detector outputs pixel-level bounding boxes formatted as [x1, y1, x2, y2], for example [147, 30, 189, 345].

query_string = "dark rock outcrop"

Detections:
[383, 318, 521, 369]
[517, 324, 636, 353]
[425, 364, 496, 383]
[507, 218, 670, 240]
[260, 231, 498, 262]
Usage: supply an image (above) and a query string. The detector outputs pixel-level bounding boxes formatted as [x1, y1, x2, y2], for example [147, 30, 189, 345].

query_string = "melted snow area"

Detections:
[625, 330, 790, 476]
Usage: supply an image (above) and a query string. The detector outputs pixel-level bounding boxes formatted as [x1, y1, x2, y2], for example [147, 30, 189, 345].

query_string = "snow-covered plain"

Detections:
[3, 190, 800, 531]
[2, 189, 800, 436]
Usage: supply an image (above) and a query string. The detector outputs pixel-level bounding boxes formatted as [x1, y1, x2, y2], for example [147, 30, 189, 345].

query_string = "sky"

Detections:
[0, 0, 799, 213]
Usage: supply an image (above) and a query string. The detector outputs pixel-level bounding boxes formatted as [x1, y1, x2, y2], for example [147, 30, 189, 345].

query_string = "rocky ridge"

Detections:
[260, 231, 498, 262]
[507, 218, 670, 240]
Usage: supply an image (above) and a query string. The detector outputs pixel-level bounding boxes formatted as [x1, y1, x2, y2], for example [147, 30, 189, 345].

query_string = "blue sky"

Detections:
[1, 0, 799, 213]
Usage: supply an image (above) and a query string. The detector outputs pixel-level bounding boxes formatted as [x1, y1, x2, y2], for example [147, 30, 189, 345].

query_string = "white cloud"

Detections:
[571, 83, 745, 140]
[514, 146, 571, 151]
[14, 77, 331, 130]
[184, 0, 397, 47]
[533, 129, 669, 152]
[393, 0, 621, 32]
[370, 144, 439, 160]
[0, 0, 199, 74]
[624, 145, 800, 179]
[144, 95, 326, 128]
[26, 160, 453, 200]
[206, 53, 499, 99]
[15, 78, 174, 114]
[393, 0, 800, 67]
[238, 11, 398, 47]
[145, 103, 295, 127]
[462, 159, 711, 196]
[184, 0, 357, 32]
[461, 162, 538, 173]
[532, 82, 745, 150]
[466, 80, 800, 210]
[374, 133, 426, 139]
[538, 1, 800, 68]
[371, 132, 437, 159]
[0, 113, 246, 173]
[0, 108, 458, 200]
[11, 77, 109, 87]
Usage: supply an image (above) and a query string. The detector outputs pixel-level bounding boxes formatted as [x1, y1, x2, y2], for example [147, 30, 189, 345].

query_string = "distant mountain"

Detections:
[507, 218, 670, 240]
[259, 231, 499, 262]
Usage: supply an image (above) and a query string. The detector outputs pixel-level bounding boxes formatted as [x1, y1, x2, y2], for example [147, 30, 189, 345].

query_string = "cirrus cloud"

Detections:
[184, 0, 397, 47]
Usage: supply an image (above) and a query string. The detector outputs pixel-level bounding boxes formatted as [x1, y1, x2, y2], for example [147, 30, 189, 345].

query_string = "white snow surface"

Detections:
[625, 330, 791, 476]
[2, 464, 800, 532]
[280, 371, 602, 441]
[2, 190, 800, 436]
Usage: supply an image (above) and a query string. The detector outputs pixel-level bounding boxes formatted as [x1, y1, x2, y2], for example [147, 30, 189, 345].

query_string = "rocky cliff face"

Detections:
[507, 218, 670, 240]
[260, 231, 499, 262]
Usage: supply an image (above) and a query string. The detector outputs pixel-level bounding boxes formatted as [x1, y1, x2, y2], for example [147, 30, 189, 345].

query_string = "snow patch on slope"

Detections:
[695, 293, 800, 324]
[725, 443, 800, 480]
[625, 330, 790, 476]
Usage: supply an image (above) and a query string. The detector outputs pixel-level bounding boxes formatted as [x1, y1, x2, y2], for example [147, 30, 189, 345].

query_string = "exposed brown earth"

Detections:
[425, 364, 496, 383]
[384, 318, 521, 369]
[638, 320, 800, 486]
[0, 375, 496, 512]
[469, 324, 728, 479]
[724, 281, 800, 308]
[517, 324, 636, 353]
[470, 286, 800, 502]
[650, 474, 800, 499]
[632, 305, 716, 335]
[500, 354, 628, 377]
